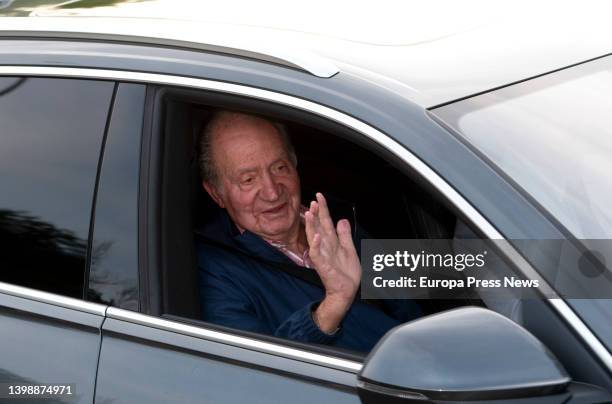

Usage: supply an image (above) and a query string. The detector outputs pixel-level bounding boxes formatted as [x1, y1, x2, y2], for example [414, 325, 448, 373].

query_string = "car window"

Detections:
[0, 76, 114, 298]
[431, 57, 612, 352]
[154, 91, 472, 358]
[432, 55, 612, 240]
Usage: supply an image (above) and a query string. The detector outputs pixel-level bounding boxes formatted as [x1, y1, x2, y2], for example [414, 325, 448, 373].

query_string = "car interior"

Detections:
[148, 86, 500, 360]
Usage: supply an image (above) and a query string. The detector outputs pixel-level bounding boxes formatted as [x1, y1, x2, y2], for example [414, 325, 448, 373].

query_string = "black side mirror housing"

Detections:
[358, 307, 610, 403]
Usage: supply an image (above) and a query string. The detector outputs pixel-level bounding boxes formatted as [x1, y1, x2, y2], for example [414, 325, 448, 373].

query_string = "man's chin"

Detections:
[260, 223, 291, 238]
[259, 217, 298, 239]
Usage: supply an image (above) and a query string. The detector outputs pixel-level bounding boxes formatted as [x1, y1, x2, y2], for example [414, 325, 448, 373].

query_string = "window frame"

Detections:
[130, 73, 605, 370]
[1, 66, 608, 378]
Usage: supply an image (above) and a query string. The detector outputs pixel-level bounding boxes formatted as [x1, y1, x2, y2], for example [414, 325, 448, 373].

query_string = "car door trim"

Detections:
[0, 65, 609, 373]
[106, 306, 362, 372]
[0, 281, 106, 316]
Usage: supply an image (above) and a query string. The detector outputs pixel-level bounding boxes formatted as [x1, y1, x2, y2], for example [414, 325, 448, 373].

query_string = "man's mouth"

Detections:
[262, 202, 287, 215]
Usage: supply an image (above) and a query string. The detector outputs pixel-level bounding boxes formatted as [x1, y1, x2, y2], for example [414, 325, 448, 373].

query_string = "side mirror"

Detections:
[358, 307, 610, 403]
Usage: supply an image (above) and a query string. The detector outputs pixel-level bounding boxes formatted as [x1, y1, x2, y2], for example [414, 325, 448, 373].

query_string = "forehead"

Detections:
[211, 116, 286, 172]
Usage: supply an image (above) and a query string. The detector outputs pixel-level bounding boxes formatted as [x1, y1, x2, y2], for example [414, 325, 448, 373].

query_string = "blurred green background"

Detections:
[0, 0, 148, 16]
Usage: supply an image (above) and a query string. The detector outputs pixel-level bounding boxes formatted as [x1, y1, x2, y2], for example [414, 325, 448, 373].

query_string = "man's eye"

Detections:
[242, 177, 254, 185]
[276, 164, 287, 172]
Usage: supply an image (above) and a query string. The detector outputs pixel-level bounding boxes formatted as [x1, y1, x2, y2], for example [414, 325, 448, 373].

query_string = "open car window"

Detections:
[148, 86, 530, 360]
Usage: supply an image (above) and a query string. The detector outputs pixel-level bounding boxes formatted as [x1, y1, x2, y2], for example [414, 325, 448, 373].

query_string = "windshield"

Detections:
[432, 55, 612, 353]
[435, 56, 612, 240]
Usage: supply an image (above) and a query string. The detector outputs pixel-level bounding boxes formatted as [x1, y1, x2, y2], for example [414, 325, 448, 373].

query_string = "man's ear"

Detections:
[203, 181, 225, 208]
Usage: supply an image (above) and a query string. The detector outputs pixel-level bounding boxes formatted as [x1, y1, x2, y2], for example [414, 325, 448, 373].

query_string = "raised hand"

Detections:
[304, 193, 362, 333]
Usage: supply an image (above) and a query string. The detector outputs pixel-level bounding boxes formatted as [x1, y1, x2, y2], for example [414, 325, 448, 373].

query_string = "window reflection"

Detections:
[0, 77, 114, 298]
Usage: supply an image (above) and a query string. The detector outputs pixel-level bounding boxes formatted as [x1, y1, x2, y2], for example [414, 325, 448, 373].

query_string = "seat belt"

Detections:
[195, 231, 325, 289]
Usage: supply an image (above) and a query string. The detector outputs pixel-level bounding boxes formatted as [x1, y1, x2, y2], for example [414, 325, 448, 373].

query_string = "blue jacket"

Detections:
[197, 210, 420, 352]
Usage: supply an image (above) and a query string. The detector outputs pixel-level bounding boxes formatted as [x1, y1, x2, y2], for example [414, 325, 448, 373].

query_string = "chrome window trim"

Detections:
[0, 66, 609, 373]
[107, 307, 362, 373]
[0, 281, 107, 316]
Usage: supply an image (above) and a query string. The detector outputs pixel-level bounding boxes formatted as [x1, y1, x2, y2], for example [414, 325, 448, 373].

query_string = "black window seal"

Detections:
[85, 81, 119, 301]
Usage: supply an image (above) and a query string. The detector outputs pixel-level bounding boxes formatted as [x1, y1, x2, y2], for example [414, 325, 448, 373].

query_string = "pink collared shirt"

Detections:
[264, 206, 315, 268]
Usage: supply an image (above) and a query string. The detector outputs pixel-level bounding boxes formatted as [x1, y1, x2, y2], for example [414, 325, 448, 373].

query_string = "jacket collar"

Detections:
[205, 209, 294, 264]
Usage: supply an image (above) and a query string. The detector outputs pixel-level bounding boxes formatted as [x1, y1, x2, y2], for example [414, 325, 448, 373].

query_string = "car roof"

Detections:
[0, 16, 341, 78]
[2, 0, 612, 108]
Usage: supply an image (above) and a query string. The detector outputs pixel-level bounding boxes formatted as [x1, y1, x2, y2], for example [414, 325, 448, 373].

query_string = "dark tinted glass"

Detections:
[88, 83, 145, 310]
[0, 77, 114, 298]
[433, 56, 612, 239]
[432, 57, 612, 352]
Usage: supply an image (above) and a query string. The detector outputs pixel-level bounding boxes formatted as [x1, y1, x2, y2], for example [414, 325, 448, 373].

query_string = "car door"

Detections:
[0, 287, 105, 403]
[94, 309, 361, 404]
[89, 83, 362, 404]
[0, 76, 114, 403]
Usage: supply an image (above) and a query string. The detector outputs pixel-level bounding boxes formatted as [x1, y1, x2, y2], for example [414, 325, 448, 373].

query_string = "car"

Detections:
[1, 1, 611, 403]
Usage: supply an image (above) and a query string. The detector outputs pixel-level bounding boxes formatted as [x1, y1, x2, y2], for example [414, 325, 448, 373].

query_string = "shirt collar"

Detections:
[227, 206, 310, 266]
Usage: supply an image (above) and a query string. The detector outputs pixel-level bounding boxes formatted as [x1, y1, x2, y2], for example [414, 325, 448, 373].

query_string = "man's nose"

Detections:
[260, 173, 281, 201]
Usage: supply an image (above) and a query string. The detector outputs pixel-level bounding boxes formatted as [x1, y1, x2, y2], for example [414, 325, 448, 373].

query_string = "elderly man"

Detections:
[197, 110, 420, 352]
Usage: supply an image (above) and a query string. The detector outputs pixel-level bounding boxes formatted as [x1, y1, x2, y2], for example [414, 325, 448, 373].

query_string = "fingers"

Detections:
[304, 209, 317, 247]
[315, 193, 335, 235]
[309, 199, 319, 219]
[336, 219, 356, 251]
[305, 211, 322, 261]
[307, 193, 352, 257]
[311, 233, 321, 254]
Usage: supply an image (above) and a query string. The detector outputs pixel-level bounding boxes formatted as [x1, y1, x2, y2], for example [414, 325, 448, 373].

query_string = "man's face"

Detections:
[204, 117, 301, 242]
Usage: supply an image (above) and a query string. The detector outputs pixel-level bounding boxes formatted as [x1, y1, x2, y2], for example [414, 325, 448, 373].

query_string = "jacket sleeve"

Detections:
[273, 301, 341, 344]
[198, 249, 341, 344]
[199, 262, 272, 335]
